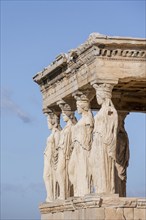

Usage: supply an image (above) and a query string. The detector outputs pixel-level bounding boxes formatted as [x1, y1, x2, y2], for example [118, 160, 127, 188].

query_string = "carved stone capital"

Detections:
[57, 100, 73, 113]
[91, 83, 114, 100]
[43, 108, 60, 117]
[57, 100, 77, 123]
[91, 78, 118, 86]
[73, 90, 95, 102]
[43, 108, 61, 130]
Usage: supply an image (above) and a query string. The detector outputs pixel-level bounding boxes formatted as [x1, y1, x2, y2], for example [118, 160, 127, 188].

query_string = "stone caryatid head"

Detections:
[44, 109, 61, 131]
[73, 91, 94, 114]
[92, 83, 114, 105]
[57, 100, 77, 125]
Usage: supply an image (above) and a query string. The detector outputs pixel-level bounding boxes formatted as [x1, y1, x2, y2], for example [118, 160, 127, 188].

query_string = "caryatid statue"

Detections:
[43, 110, 61, 202]
[56, 100, 77, 200]
[90, 83, 118, 194]
[68, 91, 94, 197]
[116, 112, 130, 197]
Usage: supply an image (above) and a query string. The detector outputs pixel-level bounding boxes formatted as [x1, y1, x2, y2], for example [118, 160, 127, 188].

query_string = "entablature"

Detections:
[33, 33, 146, 113]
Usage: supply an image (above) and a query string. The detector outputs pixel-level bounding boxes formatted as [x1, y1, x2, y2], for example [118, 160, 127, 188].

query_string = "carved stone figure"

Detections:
[56, 101, 77, 200]
[68, 92, 94, 197]
[116, 112, 130, 197]
[90, 83, 118, 194]
[43, 111, 61, 202]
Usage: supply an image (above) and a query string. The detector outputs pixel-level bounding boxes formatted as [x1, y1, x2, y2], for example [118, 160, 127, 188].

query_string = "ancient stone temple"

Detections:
[33, 33, 146, 220]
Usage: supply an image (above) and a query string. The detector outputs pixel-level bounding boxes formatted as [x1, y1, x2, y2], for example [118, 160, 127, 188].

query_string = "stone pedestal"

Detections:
[39, 195, 146, 220]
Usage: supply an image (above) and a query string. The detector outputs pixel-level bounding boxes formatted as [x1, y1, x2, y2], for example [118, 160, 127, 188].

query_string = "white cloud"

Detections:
[1, 88, 33, 123]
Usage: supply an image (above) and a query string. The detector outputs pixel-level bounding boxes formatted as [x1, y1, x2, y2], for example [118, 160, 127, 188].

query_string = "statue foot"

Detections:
[46, 198, 53, 203]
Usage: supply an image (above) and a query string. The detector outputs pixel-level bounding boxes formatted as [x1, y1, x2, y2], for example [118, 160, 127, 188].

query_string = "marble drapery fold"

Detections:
[68, 92, 94, 197]
[90, 83, 118, 194]
[43, 111, 61, 202]
[56, 101, 77, 199]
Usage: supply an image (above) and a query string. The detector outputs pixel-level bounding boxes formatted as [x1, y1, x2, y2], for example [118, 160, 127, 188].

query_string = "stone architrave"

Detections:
[90, 83, 118, 194]
[68, 91, 94, 197]
[116, 112, 130, 197]
[43, 109, 61, 202]
[56, 100, 77, 200]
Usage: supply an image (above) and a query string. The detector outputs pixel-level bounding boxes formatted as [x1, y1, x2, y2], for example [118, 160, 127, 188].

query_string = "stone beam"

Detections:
[33, 33, 146, 112]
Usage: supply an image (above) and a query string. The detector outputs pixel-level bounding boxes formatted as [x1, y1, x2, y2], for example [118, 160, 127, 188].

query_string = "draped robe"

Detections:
[43, 128, 60, 201]
[69, 111, 94, 197]
[90, 100, 118, 194]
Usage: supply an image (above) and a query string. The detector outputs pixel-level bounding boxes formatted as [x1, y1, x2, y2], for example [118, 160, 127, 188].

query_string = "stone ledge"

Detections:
[40, 195, 101, 214]
[39, 195, 146, 214]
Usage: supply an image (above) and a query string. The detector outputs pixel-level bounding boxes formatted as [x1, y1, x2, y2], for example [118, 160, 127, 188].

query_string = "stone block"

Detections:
[124, 208, 134, 219]
[134, 208, 146, 220]
[85, 207, 104, 220]
[64, 210, 79, 220]
[41, 213, 53, 220]
[137, 199, 146, 209]
[105, 207, 125, 220]
[40, 197, 146, 220]
[78, 208, 86, 220]
[52, 212, 64, 220]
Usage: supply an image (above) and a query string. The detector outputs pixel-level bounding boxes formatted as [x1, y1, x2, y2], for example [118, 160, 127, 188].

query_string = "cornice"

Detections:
[33, 33, 146, 85]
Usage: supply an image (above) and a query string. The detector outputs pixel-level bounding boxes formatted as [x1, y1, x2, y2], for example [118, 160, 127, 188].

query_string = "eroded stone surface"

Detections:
[40, 196, 146, 220]
[105, 207, 125, 220]
[116, 111, 129, 197]
[137, 199, 146, 209]
[85, 207, 104, 220]
[43, 111, 61, 202]
[124, 208, 134, 220]
[134, 208, 146, 220]
[33, 33, 146, 112]
[90, 83, 118, 194]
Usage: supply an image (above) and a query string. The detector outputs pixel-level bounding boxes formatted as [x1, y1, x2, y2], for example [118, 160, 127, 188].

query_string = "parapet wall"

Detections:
[40, 195, 146, 220]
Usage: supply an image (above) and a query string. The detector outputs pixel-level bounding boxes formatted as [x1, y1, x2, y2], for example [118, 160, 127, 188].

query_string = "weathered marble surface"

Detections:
[43, 111, 61, 202]
[90, 83, 118, 195]
[116, 111, 130, 197]
[40, 196, 146, 220]
[56, 100, 77, 200]
[43, 85, 128, 200]
[33, 33, 146, 113]
[68, 91, 94, 197]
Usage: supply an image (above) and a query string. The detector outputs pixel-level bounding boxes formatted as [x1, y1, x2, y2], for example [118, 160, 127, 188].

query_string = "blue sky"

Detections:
[1, 1, 145, 219]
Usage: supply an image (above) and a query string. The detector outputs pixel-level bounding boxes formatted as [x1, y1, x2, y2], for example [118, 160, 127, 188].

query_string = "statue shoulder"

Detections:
[47, 133, 54, 142]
